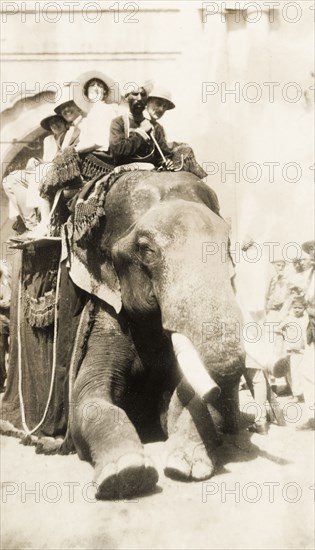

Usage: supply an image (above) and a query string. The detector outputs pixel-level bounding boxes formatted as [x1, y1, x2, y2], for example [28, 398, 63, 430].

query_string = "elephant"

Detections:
[62, 168, 245, 500]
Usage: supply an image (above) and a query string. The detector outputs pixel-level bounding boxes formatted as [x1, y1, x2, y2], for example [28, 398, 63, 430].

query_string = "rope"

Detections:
[17, 253, 62, 435]
[150, 132, 167, 164]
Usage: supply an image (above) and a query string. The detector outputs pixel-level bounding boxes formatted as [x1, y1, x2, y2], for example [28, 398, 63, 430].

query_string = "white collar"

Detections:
[72, 115, 83, 126]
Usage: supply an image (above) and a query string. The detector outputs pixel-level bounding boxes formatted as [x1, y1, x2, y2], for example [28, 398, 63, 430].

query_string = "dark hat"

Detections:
[302, 240, 315, 255]
[40, 114, 66, 132]
[54, 99, 77, 115]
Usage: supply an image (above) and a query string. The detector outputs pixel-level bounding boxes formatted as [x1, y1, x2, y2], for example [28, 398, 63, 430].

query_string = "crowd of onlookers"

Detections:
[239, 240, 315, 434]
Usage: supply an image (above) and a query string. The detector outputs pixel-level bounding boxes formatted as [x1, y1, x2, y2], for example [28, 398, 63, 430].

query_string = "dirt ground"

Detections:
[1, 389, 314, 550]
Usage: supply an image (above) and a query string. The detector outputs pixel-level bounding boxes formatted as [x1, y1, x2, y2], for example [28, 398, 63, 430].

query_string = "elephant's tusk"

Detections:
[171, 332, 221, 404]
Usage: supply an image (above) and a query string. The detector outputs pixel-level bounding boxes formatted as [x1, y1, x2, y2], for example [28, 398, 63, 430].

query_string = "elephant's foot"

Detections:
[20, 433, 38, 446]
[94, 452, 159, 500]
[35, 436, 64, 455]
[164, 437, 216, 481]
[0, 419, 25, 439]
[58, 434, 76, 455]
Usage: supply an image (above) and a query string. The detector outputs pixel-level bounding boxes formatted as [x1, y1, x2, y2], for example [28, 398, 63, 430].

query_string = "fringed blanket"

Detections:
[39, 147, 81, 200]
[63, 164, 148, 313]
[170, 142, 207, 179]
[0, 249, 82, 438]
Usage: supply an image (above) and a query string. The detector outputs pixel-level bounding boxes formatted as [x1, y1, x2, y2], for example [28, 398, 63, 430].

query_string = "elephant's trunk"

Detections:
[171, 332, 221, 404]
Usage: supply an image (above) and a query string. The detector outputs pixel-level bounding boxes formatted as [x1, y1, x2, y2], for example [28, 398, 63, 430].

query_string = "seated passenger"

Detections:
[109, 84, 174, 169]
[69, 71, 121, 180]
[36, 75, 120, 236]
[145, 85, 207, 179]
[54, 99, 84, 148]
[32, 99, 85, 237]
[8, 99, 84, 241]
[3, 114, 68, 237]
[26, 114, 70, 236]
[71, 70, 120, 154]
[41, 115, 69, 157]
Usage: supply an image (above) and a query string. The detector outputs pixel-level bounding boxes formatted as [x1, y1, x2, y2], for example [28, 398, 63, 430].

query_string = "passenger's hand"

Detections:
[164, 158, 175, 171]
[26, 157, 41, 169]
[140, 119, 153, 134]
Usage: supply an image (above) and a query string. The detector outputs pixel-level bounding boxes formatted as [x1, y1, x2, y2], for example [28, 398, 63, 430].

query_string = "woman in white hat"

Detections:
[70, 71, 121, 154]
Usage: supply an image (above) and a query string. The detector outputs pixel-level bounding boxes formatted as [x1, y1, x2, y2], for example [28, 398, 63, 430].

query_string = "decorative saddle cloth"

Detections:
[24, 289, 56, 328]
[62, 165, 154, 314]
[80, 151, 115, 180]
[170, 142, 207, 179]
[23, 244, 61, 328]
[39, 146, 81, 200]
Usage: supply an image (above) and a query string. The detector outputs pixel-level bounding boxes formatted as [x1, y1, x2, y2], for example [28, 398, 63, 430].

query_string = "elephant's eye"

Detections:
[136, 239, 156, 263]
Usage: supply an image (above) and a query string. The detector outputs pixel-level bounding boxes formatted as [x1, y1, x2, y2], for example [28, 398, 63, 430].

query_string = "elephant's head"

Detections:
[69, 170, 245, 399]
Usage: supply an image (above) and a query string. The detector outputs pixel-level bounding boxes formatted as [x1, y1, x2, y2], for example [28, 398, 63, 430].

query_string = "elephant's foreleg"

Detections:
[216, 380, 240, 434]
[70, 304, 158, 499]
[165, 389, 222, 481]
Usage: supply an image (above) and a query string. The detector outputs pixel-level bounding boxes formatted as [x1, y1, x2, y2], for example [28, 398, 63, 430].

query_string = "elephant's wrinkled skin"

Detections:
[69, 171, 245, 499]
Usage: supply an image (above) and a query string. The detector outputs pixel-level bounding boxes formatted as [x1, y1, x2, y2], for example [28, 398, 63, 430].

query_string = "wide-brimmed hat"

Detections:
[302, 240, 315, 255]
[70, 70, 120, 113]
[54, 100, 77, 116]
[40, 114, 66, 132]
[142, 80, 154, 96]
[53, 86, 78, 115]
[148, 85, 175, 110]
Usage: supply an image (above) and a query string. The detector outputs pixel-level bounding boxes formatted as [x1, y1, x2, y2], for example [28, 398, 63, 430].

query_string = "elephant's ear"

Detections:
[63, 177, 122, 313]
[68, 242, 122, 313]
[197, 183, 220, 216]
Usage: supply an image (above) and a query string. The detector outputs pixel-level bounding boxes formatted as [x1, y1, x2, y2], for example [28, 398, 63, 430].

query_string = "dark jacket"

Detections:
[109, 113, 172, 166]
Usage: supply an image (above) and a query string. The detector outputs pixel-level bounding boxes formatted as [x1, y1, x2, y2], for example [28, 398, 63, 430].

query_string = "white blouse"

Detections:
[77, 102, 119, 152]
